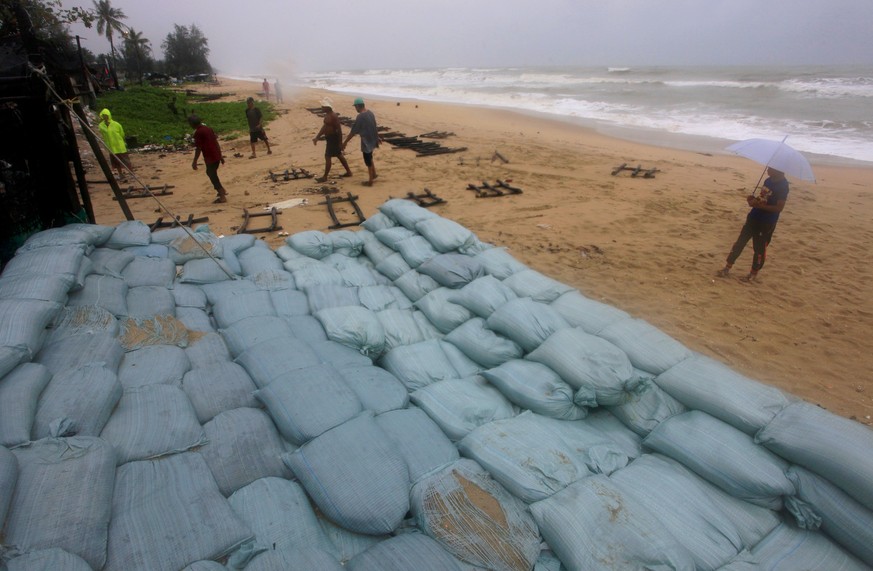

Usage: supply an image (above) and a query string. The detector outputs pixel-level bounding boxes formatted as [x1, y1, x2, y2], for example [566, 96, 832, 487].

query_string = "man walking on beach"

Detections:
[717, 167, 789, 282]
[98, 108, 132, 182]
[262, 78, 270, 101]
[245, 97, 272, 159]
[312, 98, 352, 182]
[343, 97, 382, 187]
[274, 79, 283, 103]
[188, 114, 227, 203]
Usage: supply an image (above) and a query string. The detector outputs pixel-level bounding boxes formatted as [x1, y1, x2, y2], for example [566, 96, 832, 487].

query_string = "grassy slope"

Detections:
[94, 86, 275, 147]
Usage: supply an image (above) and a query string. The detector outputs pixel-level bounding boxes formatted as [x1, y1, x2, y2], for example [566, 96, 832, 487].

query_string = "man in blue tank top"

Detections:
[717, 167, 790, 282]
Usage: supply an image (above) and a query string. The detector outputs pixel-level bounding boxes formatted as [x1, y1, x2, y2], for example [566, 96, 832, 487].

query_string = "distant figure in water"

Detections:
[312, 98, 352, 182]
[262, 78, 270, 101]
[717, 167, 789, 282]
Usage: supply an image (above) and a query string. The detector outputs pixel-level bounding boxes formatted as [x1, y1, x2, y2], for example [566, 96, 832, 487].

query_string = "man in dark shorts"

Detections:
[189, 114, 227, 203]
[245, 97, 272, 159]
[717, 167, 790, 282]
[343, 97, 382, 186]
[311, 98, 352, 182]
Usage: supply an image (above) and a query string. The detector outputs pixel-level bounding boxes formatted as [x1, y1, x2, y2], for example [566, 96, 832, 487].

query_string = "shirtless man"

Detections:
[311, 98, 352, 182]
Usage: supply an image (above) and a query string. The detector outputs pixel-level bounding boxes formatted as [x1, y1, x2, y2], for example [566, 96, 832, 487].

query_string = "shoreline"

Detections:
[87, 78, 873, 424]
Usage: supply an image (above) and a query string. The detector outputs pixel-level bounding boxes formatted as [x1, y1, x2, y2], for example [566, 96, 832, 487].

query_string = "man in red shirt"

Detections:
[188, 114, 227, 203]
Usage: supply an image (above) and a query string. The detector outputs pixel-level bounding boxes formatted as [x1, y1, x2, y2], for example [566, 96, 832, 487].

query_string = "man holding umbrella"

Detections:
[717, 166, 789, 282]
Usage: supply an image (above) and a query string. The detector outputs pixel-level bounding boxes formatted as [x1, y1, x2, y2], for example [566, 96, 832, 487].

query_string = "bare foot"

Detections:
[213, 196, 227, 204]
[267, 150, 272, 155]
[341, 172, 353, 178]
[248, 155, 256, 159]
[361, 180, 373, 187]
[315, 176, 327, 183]
[715, 268, 730, 278]
[739, 273, 757, 283]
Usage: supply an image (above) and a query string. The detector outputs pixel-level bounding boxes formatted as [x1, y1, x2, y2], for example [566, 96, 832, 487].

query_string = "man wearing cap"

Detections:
[343, 97, 382, 186]
[312, 98, 352, 182]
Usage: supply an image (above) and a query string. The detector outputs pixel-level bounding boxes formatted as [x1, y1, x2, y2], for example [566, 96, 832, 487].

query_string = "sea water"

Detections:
[296, 66, 873, 165]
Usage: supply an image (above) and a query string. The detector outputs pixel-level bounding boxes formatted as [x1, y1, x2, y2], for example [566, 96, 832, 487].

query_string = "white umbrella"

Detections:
[726, 137, 816, 184]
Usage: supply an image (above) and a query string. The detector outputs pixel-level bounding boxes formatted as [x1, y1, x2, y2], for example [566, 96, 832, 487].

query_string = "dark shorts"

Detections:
[249, 128, 268, 143]
[362, 151, 373, 167]
[110, 152, 131, 169]
[325, 133, 342, 158]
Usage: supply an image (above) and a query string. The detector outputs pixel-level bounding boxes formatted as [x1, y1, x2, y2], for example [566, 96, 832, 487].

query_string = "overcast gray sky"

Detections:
[66, 0, 873, 76]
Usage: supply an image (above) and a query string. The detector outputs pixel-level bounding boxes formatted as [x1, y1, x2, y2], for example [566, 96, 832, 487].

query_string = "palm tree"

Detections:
[92, 0, 126, 87]
[122, 28, 151, 84]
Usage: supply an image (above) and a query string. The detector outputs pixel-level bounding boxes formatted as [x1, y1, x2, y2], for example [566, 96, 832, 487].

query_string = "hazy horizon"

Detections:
[64, 0, 873, 78]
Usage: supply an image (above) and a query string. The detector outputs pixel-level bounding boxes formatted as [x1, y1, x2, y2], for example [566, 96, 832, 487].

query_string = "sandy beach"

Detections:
[84, 77, 873, 425]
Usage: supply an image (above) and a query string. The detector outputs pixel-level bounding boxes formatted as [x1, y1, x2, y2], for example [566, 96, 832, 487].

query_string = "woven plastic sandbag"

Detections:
[283, 411, 411, 535]
[376, 252, 413, 280]
[502, 269, 573, 303]
[88, 247, 136, 278]
[644, 410, 794, 510]
[285, 314, 328, 341]
[0, 363, 51, 446]
[0, 299, 62, 356]
[610, 454, 744, 570]
[36, 330, 123, 375]
[529, 474, 696, 571]
[7, 437, 116, 569]
[317, 516, 386, 564]
[411, 377, 518, 442]
[238, 246, 284, 276]
[757, 401, 873, 512]
[379, 198, 437, 230]
[44, 305, 118, 346]
[416, 217, 477, 254]
[182, 561, 228, 571]
[220, 233, 256, 254]
[597, 317, 693, 375]
[486, 297, 569, 354]
[269, 288, 310, 317]
[375, 308, 427, 352]
[293, 263, 345, 289]
[338, 263, 380, 287]
[228, 477, 334, 554]
[34, 363, 121, 439]
[359, 285, 410, 311]
[448, 275, 518, 318]
[375, 407, 460, 483]
[287, 230, 334, 259]
[393, 269, 440, 302]
[16, 225, 101, 253]
[126, 285, 176, 319]
[472, 246, 527, 280]
[105, 220, 151, 248]
[374, 226, 416, 250]
[310, 339, 372, 368]
[444, 317, 522, 368]
[527, 327, 636, 406]
[458, 410, 628, 503]
[175, 306, 214, 333]
[67, 274, 128, 316]
[245, 548, 344, 571]
[0, 444, 17, 525]
[2, 245, 85, 284]
[361, 212, 396, 233]
[410, 458, 540, 571]
[200, 408, 293, 497]
[329, 229, 365, 257]
[723, 523, 870, 571]
[785, 465, 873, 566]
[185, 332, 232, 368]
[584, 410, 644, 460]
[339, 365, 409, 414]
[122, 256, 176, 288]
[100, 384, 207, 464]
[0, 345, 29, 380]
[178, 258, 235, 284]
[655, 352, 792, 435]
[417, 253, 486, 290]
[395, 235, 440, 269]
[413, 287, 472, 334]
[123, 243, 169, 258]
[117, 344, 190, 388]
[379, 338, 461, 391]
[346, 532, 462, 571]
[105, 452, 253, 571]
[212, 289, 276, 329]
[235, 336, 322, 387]
[220, 315, 296, 357]
[167, 231, 223, 264]
[316, 306, 386, 358]
[249, 268, 296, 290]
[255, 363, 363, 445]
[305, 284, 360, 313]
[172, 283, 207, 309]
[548, 290, 630, 334]
[182, 362, 259, 423]
[5, 548, 93, 571]
[0, 274, 73, 303]
[480, 359, 585, 421]
[607, 375, 687, 435]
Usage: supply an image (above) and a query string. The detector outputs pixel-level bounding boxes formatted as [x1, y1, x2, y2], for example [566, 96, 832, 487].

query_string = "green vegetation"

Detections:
[94, 86, 275, 147]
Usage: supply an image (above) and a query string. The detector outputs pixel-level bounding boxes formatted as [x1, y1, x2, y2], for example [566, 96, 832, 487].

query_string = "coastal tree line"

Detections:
[0, 0, 213, 86]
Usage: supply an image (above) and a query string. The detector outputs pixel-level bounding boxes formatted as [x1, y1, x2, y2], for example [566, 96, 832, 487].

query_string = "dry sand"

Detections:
[84, 78, 873, 425]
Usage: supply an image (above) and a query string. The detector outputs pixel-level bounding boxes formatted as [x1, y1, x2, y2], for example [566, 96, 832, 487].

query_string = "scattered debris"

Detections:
[611, 163, 661, 178]
[268, 197, 309, 210]
[269, 168, 314, 182]
[491, 150, 509, 164]
[150, 214, 208, 231]
[466, 180, 524, 198]
[239, 207, 282, 234]
[113, 184, 175, 200]
[319, 192, 366, 229]
[420, 131, 456, 139]
[403, 189, 446, 208]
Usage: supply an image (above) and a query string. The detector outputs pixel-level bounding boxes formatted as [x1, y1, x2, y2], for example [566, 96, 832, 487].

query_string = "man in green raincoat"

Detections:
[98, 108, 132, 181]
